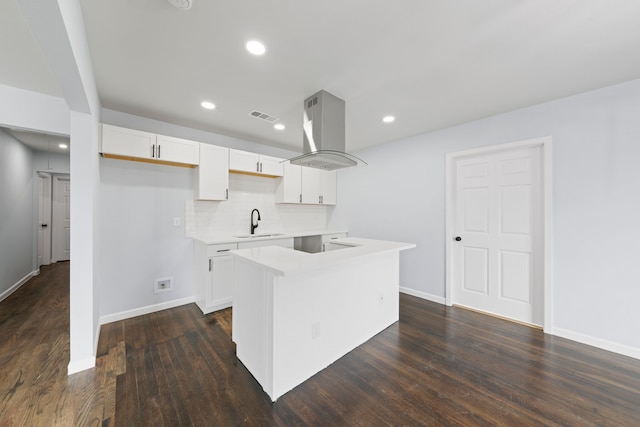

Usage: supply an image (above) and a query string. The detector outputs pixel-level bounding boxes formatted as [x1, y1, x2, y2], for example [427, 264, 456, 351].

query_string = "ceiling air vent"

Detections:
[249, 110, 279, 123]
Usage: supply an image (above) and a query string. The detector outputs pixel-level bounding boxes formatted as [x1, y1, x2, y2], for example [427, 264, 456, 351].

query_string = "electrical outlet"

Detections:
[154, 277, 173, 294]
[311, 321, 321, 339]
[173, 217, 181, 227]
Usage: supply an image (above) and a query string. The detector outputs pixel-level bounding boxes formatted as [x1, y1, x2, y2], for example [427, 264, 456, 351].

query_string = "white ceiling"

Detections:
[3, 0, 640, 154]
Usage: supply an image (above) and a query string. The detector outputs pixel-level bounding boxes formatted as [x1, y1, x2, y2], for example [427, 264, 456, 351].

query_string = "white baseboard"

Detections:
[553, 327, 640, 361]
[99, 296, 195, 325]
[68, 357, 96, 375]
[399, 286, 446, 305]
[0, 269, 39, 303]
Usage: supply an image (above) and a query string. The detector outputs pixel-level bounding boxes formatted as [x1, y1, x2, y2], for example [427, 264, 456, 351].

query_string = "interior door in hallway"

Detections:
[52, 175, 70, 262]
[451, 146, 543, 326]
[38, 173, 52, 267]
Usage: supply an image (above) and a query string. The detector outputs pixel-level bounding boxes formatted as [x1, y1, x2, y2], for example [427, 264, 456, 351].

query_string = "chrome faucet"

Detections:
[250, 209, 261, 235]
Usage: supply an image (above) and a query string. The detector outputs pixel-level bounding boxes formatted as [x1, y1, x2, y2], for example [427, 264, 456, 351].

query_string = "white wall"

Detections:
[98, 111, 318, 319]
[0, 129, 34, 298]
[187, 173, 327, 238]
[33, 150, 70, 174]
[330, 78, 640, 355]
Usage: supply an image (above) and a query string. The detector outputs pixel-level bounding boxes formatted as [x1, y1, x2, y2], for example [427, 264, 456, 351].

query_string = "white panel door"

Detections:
[52, 175, 71, 262]
[38, 174, 52, 267]
[452, 146, 542, 325]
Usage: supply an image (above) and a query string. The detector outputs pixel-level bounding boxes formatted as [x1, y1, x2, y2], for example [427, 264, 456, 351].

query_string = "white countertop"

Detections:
[230, 237, 416, 276]
[194, 229, 348, 245]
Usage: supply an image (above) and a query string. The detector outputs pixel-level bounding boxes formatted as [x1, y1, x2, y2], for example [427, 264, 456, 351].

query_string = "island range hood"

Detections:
[288, 90, 366, 171]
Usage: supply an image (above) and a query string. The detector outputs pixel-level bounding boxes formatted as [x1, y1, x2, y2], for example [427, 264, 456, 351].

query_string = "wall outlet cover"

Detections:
[154, 277, 174, 293]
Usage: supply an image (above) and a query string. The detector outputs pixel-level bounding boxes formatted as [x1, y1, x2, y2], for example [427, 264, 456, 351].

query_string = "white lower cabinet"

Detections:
[194, 238, 294, 314]
[195, 242, 237, 314]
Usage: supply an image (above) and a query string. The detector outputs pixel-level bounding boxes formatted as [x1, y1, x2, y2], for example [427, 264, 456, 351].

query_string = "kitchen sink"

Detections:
[234, 233, 285, 239]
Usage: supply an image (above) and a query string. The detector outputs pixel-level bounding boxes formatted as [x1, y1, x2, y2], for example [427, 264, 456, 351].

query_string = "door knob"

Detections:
[455, 236, 461, 241]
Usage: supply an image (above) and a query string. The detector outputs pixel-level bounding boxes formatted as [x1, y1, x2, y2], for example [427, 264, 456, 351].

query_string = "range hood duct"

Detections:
[288, 90, 366, 171]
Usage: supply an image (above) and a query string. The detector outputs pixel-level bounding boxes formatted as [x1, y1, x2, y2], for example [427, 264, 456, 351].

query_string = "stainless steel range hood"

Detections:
[288, 90, 366, 171]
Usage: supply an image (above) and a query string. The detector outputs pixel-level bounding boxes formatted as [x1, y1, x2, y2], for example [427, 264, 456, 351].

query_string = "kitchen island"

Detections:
[230, 237, 415, 401]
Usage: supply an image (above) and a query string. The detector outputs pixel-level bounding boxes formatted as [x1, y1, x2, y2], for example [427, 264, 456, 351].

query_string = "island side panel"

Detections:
[271, 251, 400, 400]
[232, 257, 273, 395]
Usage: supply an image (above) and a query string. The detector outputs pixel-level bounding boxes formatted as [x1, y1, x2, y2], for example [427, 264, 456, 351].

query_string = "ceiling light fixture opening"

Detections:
[167, 0, 192, 10]
[246, 40, 266, 56]
[382, 115, 395, 123]
[201, 101, 216, 110]
[274, 123, 285, 131]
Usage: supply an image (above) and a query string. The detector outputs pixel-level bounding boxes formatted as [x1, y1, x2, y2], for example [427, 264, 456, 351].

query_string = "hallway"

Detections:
[0, 262, 113, 426]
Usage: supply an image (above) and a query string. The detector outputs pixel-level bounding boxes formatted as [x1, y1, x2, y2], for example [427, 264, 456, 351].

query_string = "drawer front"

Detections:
[237, 238, 294, 250]
[206, 242, 238, 257]
[322, 233, 347, 242]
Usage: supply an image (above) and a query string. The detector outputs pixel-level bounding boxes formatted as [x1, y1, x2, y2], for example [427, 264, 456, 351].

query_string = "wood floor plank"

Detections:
[2, 263, 640, 425]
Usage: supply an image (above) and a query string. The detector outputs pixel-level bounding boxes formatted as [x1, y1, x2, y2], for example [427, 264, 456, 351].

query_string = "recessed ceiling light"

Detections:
[201, 101, 216, 110]
[167, 0, 192, 10]
[58, 143, 68, 149]
[382, 115, 395, 123]
[274, 123, 285, 131]
[246, 40, 266, 56]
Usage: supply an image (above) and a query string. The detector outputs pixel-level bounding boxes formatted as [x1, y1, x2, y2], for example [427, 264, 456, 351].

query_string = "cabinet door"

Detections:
[156, 135, 200, 165]
[301, 167, 321, 204]
[101, 124, 155, 159]
[276, 162, 302, 203]
[259, 155, 284, 176]
[196, 144, 229, 200]
[319, 170, 337, 205]
[229, 149, 260, 173]
[208, 254, 234, 307]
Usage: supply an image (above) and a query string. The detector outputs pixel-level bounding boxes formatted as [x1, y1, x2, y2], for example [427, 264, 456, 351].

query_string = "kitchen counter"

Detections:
[231, 236, 415, 401]
[193, 229, 348, 245]
[231, 237, 415, 276]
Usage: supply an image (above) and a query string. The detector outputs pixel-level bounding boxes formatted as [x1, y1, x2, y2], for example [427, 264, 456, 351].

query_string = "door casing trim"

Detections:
[445, 136, 554, 333]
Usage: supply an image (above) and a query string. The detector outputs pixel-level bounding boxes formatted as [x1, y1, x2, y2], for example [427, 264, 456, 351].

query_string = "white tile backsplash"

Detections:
[185, 173, 327, 237]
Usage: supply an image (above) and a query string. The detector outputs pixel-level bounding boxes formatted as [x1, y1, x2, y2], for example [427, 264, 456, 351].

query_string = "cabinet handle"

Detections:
[225, 189, 228, 200]
[151, 145, 155, 158]
[299, 194, 302, 203]
[257, 161, 260, 172]
[157, 144, 161, 158]
[208, 259, 212, 271]
[217, 249, 231, 253]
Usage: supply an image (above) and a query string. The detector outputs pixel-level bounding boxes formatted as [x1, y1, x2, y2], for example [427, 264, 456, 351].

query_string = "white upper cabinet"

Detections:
[229, 149, 284, 177]
[195, 143, 229, 201]
[101, 124, 199, 167]
[276, 162, 302, 203]
[155, 134, 200, 166]
[276, 162, 337, 205]
[259, 155, 285, 176]
[319, 170, 337, 205]
[301, 167, 321, 204]
[101, 124, 155, 160]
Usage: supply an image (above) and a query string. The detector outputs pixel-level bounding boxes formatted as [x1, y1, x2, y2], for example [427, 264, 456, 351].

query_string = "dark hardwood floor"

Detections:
[2, 262, 640, 426]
